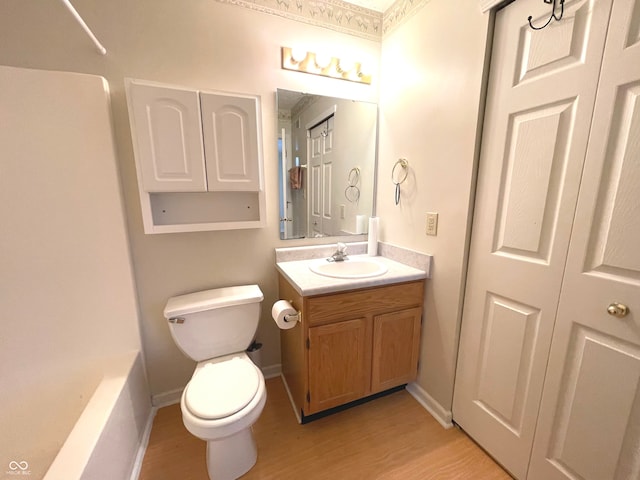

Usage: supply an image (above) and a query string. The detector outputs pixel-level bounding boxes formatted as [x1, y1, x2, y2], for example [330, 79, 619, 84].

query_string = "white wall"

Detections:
[0, 66, 142, 479]
[378, 0, 490, 412]
[0, 0, 380, 400]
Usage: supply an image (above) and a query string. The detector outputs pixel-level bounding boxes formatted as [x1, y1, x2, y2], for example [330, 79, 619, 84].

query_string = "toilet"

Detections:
[163, 285, 266, 480]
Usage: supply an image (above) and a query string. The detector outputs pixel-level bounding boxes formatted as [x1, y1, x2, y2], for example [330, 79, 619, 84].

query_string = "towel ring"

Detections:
[347, 167, 361, 187]
[345, 167, 361, 203]
[392, 158, 409, 205]
[345, 185, 360, 203]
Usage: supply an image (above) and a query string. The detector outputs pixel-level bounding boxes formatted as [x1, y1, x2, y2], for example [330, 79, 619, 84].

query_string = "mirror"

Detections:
[277, 89, 378, 240]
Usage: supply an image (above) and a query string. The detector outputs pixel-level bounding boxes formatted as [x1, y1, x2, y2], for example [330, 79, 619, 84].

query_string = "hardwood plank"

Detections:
[139, 377, 512, 479]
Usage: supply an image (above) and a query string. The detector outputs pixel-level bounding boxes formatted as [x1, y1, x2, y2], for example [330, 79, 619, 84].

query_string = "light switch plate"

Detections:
[426, 212, 438, 236]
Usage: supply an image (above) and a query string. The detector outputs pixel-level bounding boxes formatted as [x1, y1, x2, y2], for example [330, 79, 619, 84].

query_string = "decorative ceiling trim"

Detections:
[213, 0, 437, 41]
[214, 0, 383, 41]
[382, 0, 433, 36]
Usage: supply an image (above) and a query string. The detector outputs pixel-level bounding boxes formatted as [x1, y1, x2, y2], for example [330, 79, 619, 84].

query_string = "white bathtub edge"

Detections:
[129, 406, 158, 480]
[43, 351, 152, 480]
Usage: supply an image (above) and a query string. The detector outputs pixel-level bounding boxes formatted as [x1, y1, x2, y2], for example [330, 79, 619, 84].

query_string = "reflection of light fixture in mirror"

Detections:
[281, 47, 372, 85]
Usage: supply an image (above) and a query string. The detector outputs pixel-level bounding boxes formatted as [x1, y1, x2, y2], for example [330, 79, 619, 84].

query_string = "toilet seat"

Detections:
[185, 357, 260, 420]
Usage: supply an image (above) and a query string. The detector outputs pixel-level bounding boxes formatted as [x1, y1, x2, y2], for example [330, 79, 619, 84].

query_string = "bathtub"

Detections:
[43, 351, 152, 480]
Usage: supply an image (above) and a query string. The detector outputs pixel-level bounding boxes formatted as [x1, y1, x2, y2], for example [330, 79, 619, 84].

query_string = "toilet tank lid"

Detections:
[164, 285, 264, 318]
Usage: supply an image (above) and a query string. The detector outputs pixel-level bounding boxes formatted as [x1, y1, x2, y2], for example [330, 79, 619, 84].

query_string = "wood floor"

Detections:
[139, 377, 511, 479]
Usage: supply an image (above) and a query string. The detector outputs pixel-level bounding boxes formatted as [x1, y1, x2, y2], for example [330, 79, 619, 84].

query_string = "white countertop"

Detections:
[276, 254, 427, 296]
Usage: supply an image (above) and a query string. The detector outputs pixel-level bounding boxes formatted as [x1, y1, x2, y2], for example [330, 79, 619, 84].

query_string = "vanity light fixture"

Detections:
[281, 47, 372, 85]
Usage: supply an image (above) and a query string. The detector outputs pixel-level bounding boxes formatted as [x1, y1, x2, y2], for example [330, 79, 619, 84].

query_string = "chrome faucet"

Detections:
[329, 242, 348, 262]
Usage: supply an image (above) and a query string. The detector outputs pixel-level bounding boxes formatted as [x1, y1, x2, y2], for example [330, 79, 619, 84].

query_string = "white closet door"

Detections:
[528, 1, 640, 478]
[452, 0, 613, 478]
[321, 116, 334, 236]
[307, 117, 334, 237]
[127, 80, 207, 192]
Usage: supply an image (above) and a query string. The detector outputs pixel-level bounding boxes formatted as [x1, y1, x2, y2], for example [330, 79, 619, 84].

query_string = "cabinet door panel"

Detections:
[127, 81, 206, 192]
[308, 318, 370, 414]
[371, 307, 422, 393]
[200, 93, 261, 192]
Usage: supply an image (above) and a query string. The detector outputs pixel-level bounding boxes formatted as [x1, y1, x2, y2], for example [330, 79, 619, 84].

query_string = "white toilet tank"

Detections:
[164, 285, 264, 362]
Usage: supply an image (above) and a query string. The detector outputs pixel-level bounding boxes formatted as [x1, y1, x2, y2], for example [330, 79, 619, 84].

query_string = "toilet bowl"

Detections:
[181, 353, 266, 479]
[164, 285, 266, 480]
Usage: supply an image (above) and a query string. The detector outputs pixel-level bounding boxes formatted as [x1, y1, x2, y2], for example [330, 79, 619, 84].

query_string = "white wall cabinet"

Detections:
[126, 79, 265, 234]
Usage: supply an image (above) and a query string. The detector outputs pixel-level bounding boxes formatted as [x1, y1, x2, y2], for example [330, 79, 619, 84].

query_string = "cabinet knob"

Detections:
[607, 303, 629, 318]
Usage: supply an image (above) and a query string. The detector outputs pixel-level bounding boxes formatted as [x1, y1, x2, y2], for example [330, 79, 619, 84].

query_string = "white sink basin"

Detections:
[308, 257, 388, 279]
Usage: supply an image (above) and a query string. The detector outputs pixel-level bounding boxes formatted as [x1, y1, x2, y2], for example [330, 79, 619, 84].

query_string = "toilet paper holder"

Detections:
[284, 301, 301, 324]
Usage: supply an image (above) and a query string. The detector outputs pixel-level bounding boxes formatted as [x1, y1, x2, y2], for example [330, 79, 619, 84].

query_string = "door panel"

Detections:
[309, 124, 323, 236]
[474, 294, 540, 435]
[452, 0, 614, 478]
[516, 0, 596, 85]
[528, 0, 640, 477]
[495, 99, 575, 262]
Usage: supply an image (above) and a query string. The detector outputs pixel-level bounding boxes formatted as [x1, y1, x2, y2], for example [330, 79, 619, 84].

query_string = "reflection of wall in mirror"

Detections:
[291, 96, 376, 236]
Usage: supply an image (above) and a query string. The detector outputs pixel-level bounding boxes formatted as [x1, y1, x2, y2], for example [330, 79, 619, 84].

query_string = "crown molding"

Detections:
[215, 0, 382, 40]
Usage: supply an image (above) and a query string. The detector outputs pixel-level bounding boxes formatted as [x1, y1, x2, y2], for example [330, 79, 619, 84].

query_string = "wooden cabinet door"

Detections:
[308, 317, 370, 414]
[200, 92, 261, 192]
[127, 80, 207, 192]
[371, 307, 422, 394]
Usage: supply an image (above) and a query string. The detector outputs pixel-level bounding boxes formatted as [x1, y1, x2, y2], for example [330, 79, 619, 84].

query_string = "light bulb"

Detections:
[314, 52, 332, 70]
[338, 58, 355, 73]
[290, 47, 307, 64]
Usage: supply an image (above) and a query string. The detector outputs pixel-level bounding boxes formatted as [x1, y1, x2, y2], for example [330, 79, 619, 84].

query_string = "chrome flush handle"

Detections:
[168, 317, 185, 324]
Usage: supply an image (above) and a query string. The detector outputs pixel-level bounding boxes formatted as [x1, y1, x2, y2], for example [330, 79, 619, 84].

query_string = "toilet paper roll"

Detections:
[355, 215, 367, 234]
[271, 300, 299, 330]
[368, 216, 379, 256]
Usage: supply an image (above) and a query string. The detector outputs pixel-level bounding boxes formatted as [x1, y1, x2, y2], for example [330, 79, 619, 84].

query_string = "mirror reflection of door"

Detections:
[308, 116, 334, 237]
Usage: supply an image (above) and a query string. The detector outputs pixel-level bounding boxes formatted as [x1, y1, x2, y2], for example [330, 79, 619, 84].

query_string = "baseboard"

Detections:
[280, 373, 302, 424]
[151, 388, 183, 407]
[262, 363, 282, 379]
[406, 382, 453, 429]
[129, 406, 158, 480]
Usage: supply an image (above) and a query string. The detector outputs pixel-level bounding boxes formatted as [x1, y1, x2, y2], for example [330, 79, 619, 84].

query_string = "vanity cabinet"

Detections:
[125, 79, 265, 234]
[278, 274, 424, 419]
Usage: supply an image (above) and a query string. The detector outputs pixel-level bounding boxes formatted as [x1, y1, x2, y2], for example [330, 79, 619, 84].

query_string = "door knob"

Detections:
[607, 302, 629, 317]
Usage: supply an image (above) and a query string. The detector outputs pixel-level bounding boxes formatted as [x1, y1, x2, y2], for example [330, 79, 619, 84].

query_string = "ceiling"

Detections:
[346, 0, 396, 13]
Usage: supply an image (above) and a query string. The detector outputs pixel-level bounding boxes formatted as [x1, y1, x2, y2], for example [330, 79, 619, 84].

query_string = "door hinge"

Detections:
[306, 338, 310, 349]
[306, 391, 310, 403]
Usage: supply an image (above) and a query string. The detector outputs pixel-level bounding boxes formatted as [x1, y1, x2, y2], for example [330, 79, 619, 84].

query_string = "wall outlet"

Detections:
[426, 212, 438, 236]
[340, 204, 346, 219]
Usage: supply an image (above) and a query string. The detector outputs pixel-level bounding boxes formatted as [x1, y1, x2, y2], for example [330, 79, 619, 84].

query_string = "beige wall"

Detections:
[0, 0, 380, 399]
[378, 0, 490, 411]
[2, 0, 491, 416]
